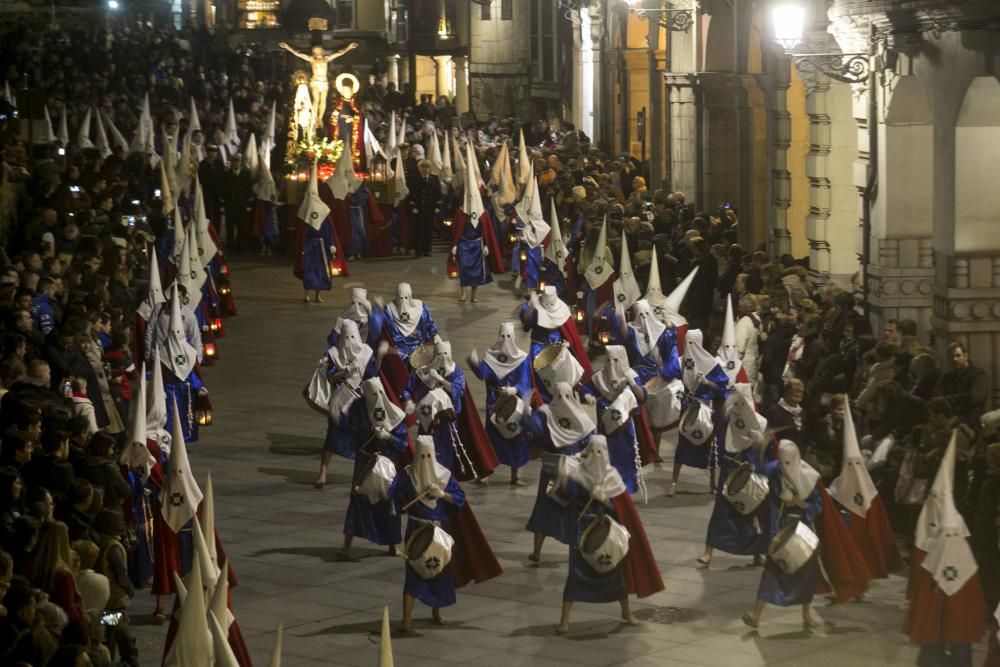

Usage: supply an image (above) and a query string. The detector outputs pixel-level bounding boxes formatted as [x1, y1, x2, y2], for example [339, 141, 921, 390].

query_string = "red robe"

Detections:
[453, 385, 500, 482]
[814, 483, 873, 602]
[634, 407, 659, 465]
[611, 493, 665, 598]
[840, 495, 902, 579]
[903, 547, 987, 645]
[450, 207, 505, 276]
[448, 502, 503, 588]
[291, 217, 350, 280]
[369, 203, 395, 257]
[396, 206, 415, 251]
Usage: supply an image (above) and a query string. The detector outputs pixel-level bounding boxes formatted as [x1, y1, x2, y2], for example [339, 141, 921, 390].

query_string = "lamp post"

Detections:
[770, 3, 870, 87]
[624, 0, 694, 32]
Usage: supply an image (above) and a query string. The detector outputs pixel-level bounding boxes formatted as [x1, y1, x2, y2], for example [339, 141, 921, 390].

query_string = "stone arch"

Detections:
[703, 5, 736, 72]
[954, 76, 1000, 253]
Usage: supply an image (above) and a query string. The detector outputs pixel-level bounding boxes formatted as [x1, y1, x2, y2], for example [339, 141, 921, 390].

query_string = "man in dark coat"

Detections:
[198, 143, 226, 226]
[407, 159, 442, 257]
[938, 341, 990, 428]
[221, 153, 255, 253]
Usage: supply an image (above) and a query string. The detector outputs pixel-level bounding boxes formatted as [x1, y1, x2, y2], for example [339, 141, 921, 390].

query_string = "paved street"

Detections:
[130, 250, 961, 666]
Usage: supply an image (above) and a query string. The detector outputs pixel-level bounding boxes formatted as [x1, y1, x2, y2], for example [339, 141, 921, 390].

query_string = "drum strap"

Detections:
[448, 422, 479, 480]
[410, 517, 441, 528]
[631, 431, 648, 504]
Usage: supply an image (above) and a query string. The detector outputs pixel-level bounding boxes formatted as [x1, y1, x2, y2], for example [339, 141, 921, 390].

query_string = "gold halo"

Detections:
[335, 73, 360, 100]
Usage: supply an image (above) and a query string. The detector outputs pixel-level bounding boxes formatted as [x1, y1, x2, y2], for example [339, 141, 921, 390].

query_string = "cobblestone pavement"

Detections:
[130, 250, 973, 666]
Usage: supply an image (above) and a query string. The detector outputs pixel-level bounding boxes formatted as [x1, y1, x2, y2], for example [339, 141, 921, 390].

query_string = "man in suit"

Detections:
[198, 144, 225, 225]
[222, 153, 254, 253]
[408, 159, 442, 257]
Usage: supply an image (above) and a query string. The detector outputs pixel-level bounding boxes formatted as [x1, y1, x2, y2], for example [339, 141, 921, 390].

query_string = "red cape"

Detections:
[814, 483, 873, 602]
[903, 547, 987, 645]
[451, 209, 506, 275]
[561, 320, 593, 385]
[396, 206, 415, 251]
[634, 407, 659, 465]
[291, 217, 350, 279]
[453, 385, 500, 481]
[369, 203, 395, 257]
[611, 493, 664, 598]
[318, 180, 352, 249]
[841, 495, 902, 579]
[447, 501, 503, 589]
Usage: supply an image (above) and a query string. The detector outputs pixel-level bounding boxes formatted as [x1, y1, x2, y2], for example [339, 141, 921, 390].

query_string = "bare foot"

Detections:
[528, 552, 540, 564]
[802, 613, 820, 629]
[471, 298, 479, 303]
[397, 623, 412, 634]
[696, 555, 711, 568]
[741, 612, 759, 629]
[621, 613, 640, 626]
[555, 623, 569, 635]
[303, 296, 311, 303]
[432, 610, 447, 626]
[665, 483, 676, 498]
[313, 479, 326, 489]
[315, 295, 324, 303]
[475, 478, 490, 487]
[458, 297, 467, 303]
[752, 555, 765, 566]
[510, 478, 526, 487]
[387, 545, 399, 557]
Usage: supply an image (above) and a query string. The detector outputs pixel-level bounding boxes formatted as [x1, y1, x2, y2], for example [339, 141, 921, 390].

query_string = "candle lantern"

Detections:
[537, 279, 547, 293]
[194, 393, 213, 426]
[597, 315, 611, 345]
[575, 304, 586, 322]
[204, 342, 217, 359]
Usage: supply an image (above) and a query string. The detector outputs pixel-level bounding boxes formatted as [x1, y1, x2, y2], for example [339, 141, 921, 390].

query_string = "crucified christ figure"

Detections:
[279, 41, 358, 135]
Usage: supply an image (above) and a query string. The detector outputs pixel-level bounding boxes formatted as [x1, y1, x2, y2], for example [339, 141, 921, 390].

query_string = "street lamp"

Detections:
[769, 1, 870, 87]
[107, 0, 120, 9]
[624, 0, 693, 33]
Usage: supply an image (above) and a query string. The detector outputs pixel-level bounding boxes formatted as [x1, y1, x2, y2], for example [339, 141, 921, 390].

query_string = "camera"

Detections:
[154, 188, 162, 198]
[100, 611, 123, 626]
[131, 199, 140, 206]
[69, 185, 80, 193]
[57, 147, 66, 156]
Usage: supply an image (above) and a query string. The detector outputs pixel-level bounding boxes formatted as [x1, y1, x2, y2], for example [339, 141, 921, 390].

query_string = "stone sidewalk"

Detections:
[130, 250, 962, 666]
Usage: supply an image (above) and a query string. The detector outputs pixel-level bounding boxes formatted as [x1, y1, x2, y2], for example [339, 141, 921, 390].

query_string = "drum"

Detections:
[643, 376, 685, 429]
[679, 400, 713, 445]
[533, 344, 584, 392]
[409, 341, 436, 370]
[578, 515, 631, 575]
[404, 523, 455, 580]
[490, 393, 524, 439]
[768, 520, 819, 575]
[599, 389, 637, 434]
[722, 464, 769, 515]
[328, 383, 360, 425]
[545, 479, 572, 507]
[353, 454, 396, 504]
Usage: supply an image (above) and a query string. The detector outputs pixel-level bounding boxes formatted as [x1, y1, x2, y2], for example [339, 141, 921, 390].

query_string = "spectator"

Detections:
[27, 521, 84, 622]
[938, 341, 990, 428]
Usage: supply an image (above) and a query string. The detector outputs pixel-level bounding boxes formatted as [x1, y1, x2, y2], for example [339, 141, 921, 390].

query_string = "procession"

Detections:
[1, 3, 999, 666]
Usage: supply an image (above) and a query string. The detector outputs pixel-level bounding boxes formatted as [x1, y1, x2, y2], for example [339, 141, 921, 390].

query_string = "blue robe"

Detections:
[403, 369, 469, 473]
[373, 304, 438, 364]
[522, 245, 544, 289]
[756, 461, 823, 606]
[524, 411, 590, 544]
[390, 471, 465, 608]
[541, 258, 569, 302]
[624, 326, 681, 385]
[125, 467, 155, 586]
[343, 416, 408, 546]
[674, 362, 730, 470]
[705, 441, 772, 555]
[302, 219, 334, 291]
[518, 305, 573, 403]
[345, 187, 370, 256]
[457, 218, 492, 287]
[579, 381, 645, 495]
[322, 356, 377, 458]
[470, 358, 533, 469]
[164, 367, 205, 444]
[563, 481, 627, 603]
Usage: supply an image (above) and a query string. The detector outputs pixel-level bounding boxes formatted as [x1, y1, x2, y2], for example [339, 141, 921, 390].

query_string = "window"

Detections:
[529, 0, 558, 82]
[481, 0, 491, 20]
[501, 0, 512, 20]
[335, 0, 353, 29]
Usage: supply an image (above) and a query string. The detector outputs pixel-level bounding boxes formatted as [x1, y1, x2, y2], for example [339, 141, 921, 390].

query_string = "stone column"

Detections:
[453, 55, 469, 113]
[589, 3, 605, 147]
[433, 55, 452, 99]
[387, 54, 400, 88]
[797, 57, 833, 276]
[575, 7, 596, 139]
[664, 73, 698, 200]
[769, 53, 793, 257]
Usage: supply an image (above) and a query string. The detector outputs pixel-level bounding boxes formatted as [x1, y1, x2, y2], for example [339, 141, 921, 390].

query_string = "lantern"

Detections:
[597, 315, 611, 345]
[219, 284, 231, 296]
[368, 154, 392, 203]
[443, 218, 453, 228]
[194, 393, 213, 426]
[575, 304, 586, 322]
[519, 244, 528, 263]
[210, 318, 223, 333]
[219, 264, 230, 277]
[447, 253, 459, 279]
[204, 342, 217, 359]
[508, 232, 518, 245]
[537, 279, 547, 293]
[331, 264, 342, 276]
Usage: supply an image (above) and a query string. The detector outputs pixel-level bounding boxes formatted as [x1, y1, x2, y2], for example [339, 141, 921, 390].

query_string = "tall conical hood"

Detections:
[612, 232, 641, 310]
[718, 295, 738, 361]
[160, 161, 176, 214]
[43, 105, 57, 143]
[517, 128, 531, 187]
[161, 395, 203, 533]
[224, 98, 239, 152]
[363, 119, 385, 167]
[164, 540, 213, 666]
[386, 110, 397, 159]
[130, 93, 154, 155]
[94, 109, 111, 158]
[268, 626, 283, 667]
[645, 250, 663, 302]
[583, 215, 613, 289]
[160, 284, 198, 380]
[916, 428, 970, 551]
[208, 611, 239, 667]
[175, 132, 192, 197]
[137, 246, 166, 321]
[243, 134, 259, 174]
[327, 142, 362, 200]
[193, 179, 219, 267]
[299, 162, 331, 230]
[427, 129, 443, 176]
[544, 198, 567, 274]
[664, 266, 698, 315]
[104, 113, 129, 152]
[490, 143, 516, 206]
[147, 348, 168, 432]
[452, 133, 467, 185]
[392, 153, 409, 206]
[264, 100, 276, 152]
[828, 400, 878, 517]
[515, 166, 549, 249]
[469, 136, 484, 191]
[122, 362, 156, 477]
[441, 128, 453, 182]
[76, 108, 93, 149]
[379, 606, 394, 667]
[57, 105, 69, 146]
[201, 472, 218, 568]
[187, 97, 201, 135]
[462, 141, 486, 225]
[179, 221, 206, 305]
[191, 516, 220, 590]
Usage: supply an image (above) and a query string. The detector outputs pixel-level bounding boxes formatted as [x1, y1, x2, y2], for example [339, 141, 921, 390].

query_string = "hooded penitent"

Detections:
[327, 320, 372, 384]
[777, 440, 820, 502]
[723, 385, 767, 454]
[387, 282, 422, 336]
[613, 233, 641, 312]
[681, 329, 720, 395]
[584, 216, 613, 289]
[298, 162, 331, 231]
[534, 285, 572, 329]
[408, 434, 451, 508]
[629, 299, 666, 359]
[829, 402, 878, 517]
[538, 382, 596, 449]
[483, 322, 527, 379]
[362, 377, 405, 431]
[569, 435, 628, 505]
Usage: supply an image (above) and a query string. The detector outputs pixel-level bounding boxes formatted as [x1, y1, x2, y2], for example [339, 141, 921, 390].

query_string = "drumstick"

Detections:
[577, 496, 594, 520]
[350, 434, 382, 491]
[401, 488, 433, 511]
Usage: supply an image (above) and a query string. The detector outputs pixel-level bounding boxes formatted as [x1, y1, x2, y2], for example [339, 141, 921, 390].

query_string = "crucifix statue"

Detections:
[279, 41, 358, 135]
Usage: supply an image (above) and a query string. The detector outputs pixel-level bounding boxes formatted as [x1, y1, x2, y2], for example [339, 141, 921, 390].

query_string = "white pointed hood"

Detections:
[224, 98, 239, 152]
[269, 626, 283, 667]
[408, 435, 451, 508]
[716, 295, 742, 383]
[208, 612, 239, 667]
[516, 167, 550, 249]
[681, 329, 721, 394]
[298, 162, 330, 231]
[201, 472, 218, 569]
[191, 516, 220, 590]
[187, 97, 201, 135]
[452, 133, 468, 187]
[76, 107, 94, 149]
[161, 160, 176, 215]
[532, 285, 571, 329]
[490, 142, 516, 206]
[569, 435, 627, 504]
[193, 179, 219, 267]
[916, 429, 970, 551]
[544, 199, 568, 274]
[379, 606, 394, 667]
[628, 299, 666, 358]
[386, 111, 397, 159]
[131, 93, 154, 155]
[362, 377, 405, 432]
[209, 559, 234, 630]
[441, 128, 453, 182]
[180, 222, 206, 304]
[539, 382, 596, 449]
[160, 285, 198, 381]
[57, 105, 69, 146]
[584, 216, 613, 289]
[121, 362, 156, 477]
[660, 266, 697, 326]
[161, 396, 204, 533]
[592, 344, 637, 400]
[43, 105, 57, 143]
[327, 141, 363, 200]
[104, 112, 129, 152]
[94, 109, 111, 158]
[829, 402, 878, 517]
[392, 152, 409, 206]
[387, 282, 422, 337]
[415, 387, 453, 434]
[461, 141, 485, 226]
[612, 233, 641, 311]
[147, 348, 168, 434]
[517, 129, 531, 187]
[137, 247, 166, 321]
[264, 101, 276, 154]
[723, 386, 767, 454]
[327, 319, 373, 380]
[243, 133, 259, 174]
[427, 127, 443, 176]
[778, 440, 820, 500]
[483, 321, 527, 379]
[363, 119, 385, 166]
[164, 540, 213, 666]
